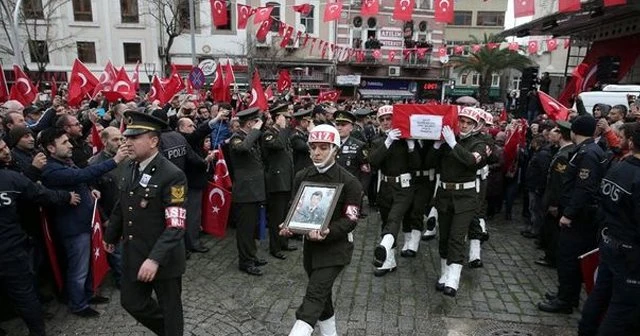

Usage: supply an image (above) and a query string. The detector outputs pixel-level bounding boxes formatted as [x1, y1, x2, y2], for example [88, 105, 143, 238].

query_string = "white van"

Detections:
[573, 85, 639, 115]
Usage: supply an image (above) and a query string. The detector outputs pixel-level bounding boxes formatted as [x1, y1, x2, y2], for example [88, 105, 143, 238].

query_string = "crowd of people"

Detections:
[1, 84, 639, 335]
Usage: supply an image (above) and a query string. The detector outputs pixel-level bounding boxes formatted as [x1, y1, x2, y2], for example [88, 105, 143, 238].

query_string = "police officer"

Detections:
[104, 111, 188, 336]
[262, 104, 296, 260]
[228, 107, 268, 276]
[290, 108, 313, 174]
[538, 115, 606, 314]
[537, 121, 574, 268]
[0, 136, 79, 336]
[578, 125, 640, 335]
[370, 105, 421, 276]
[430, 107, 488, 297]
[279, 125, 363, 336]
[334, 110, 370, 187]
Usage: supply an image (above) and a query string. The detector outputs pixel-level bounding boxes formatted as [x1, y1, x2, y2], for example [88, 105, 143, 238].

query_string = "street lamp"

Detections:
[143, 62, 156, 83]
[293, 67, 304, 95]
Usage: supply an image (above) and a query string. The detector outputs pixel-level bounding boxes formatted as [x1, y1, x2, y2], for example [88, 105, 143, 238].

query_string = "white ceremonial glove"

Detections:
[442, 126, 457, 148]
[433, 140, 443, 149]
[406, 139, 415, 152]
[385, 128, 402, 149]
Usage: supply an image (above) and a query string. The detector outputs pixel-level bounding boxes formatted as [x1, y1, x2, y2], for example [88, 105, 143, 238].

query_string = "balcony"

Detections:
[401, 54, 433, 69]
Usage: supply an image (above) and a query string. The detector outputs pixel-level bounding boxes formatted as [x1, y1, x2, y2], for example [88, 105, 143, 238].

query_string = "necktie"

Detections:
[132, 163, 140, 183]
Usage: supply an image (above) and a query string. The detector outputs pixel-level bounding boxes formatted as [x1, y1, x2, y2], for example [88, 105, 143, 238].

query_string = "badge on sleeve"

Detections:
[579, 168, 590, 180]
[344, 205, 360, 221]
[170, 185, 185, 203]
[231, 138, 242, 146]
[265, 134, 274, 141]
[555, 163, 567, 173]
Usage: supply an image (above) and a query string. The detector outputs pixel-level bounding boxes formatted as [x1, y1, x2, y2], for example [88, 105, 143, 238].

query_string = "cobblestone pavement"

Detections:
[2, 203, 583, 335]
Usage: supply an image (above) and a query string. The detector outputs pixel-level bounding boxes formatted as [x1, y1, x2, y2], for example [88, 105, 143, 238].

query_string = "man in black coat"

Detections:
[290, 108, 313, 174]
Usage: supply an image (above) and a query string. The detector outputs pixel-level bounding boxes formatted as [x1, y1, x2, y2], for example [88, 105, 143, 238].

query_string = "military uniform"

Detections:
[262, 104, 295, 258]
[228, 108, 267, 275]
[291, 109, 313, 174]
[467, 132, 492, 267]
[336, 136, 370, 184]
[104, 112, 188, 336]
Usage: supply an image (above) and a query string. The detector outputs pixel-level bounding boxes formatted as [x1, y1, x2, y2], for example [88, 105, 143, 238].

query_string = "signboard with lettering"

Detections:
[359, 79, 415, 91]
[336, 75, 361, 86]
[416, 80, 443, 99]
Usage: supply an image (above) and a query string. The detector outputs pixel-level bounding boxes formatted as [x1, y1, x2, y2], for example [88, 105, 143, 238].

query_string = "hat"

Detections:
[334, 110, 356, 124]
[556, 120, 572, 132]
[313, 105, 327, 116]
[236, 107, 262, 122]
[269, 104, 292, 118]
[354, 108, 373, 118]
[571, 115, 597, 137]
[293, 108, 313, 121]
[24, 105, 44, 115]
[377, 105, 393, 119]
[308, 124, 341, 147]
[123, 110, 168, 137]
[8, 126, 33, 147]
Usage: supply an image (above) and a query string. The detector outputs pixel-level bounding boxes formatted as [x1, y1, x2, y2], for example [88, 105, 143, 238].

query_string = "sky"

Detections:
[504, 0, 534, 41]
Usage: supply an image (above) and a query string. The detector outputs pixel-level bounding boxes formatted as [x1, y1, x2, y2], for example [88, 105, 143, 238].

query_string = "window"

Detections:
[476, 11, 504, 27]
[352, 29, 362, 49]
[77, 42, 96, 63]
[461, 74, 468, 85]
[72, 0, 93, 21]
[23, 0, 44, 19]
[120, 0, 139, 23]
[512, 76, 521, 90]
[300, 7, 315, 34]
[418, 0, 431, 9]
[471, 74, 479, 86]
[267, 2, 281, 32]
[491, 74, 500, 87]
[123, 43, 141, 64]
[28, 40, 49, 63]
[452, 11, 472, 26]
[178, 0, 198, 30]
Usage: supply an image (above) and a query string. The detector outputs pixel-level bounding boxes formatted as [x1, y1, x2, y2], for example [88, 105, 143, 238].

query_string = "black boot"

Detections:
[537, 298, 573, 314]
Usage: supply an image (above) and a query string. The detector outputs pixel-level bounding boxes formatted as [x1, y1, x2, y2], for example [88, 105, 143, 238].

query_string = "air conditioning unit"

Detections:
[286, 38, 299, 49]
[256, 34, 273, 48]
[389, 66, 400, 77]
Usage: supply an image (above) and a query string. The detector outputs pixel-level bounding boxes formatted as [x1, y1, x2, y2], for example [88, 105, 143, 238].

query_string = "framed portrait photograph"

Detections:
[284, 182, 344, 234]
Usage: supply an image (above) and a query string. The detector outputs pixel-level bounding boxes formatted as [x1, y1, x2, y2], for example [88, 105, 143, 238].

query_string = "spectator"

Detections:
[522, 135, 552, 239]
[56, 114, 93, 167]
[608, 104, 627, 132]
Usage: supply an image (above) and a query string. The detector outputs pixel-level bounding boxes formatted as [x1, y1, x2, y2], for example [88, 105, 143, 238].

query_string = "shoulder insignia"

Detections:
[231, 137, 242, 146]
[265, 134, 274, 141]
[579, 168, 590, 180]
[170, 185, 185, 203]
[362, 149, 369, 158]
[554, 163, 567, 173]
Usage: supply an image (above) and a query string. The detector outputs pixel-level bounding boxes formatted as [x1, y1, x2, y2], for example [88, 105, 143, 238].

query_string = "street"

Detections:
[3, 204, 580, 335]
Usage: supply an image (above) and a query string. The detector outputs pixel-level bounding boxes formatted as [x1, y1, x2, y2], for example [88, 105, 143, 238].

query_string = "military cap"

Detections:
[293, 108, 313, 120]
[123, 110, 168, 137]
[334, 110, 356, 124]
[556, 120, 571, 132]
[313, 105, 327, 116]
[353, 108, 373, 118]
[236, 107, 261, 122]
[269, 103, 292, 118]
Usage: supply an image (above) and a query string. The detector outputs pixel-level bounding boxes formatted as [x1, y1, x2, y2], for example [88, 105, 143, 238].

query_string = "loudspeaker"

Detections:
[521, 66, 539, 90]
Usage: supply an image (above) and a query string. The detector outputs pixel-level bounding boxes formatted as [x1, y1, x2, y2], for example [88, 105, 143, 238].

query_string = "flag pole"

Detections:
[11, 0, 25, 66]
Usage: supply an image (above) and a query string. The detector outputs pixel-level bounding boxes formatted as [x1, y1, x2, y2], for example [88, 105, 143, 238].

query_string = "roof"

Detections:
[497, 0, 640, 38]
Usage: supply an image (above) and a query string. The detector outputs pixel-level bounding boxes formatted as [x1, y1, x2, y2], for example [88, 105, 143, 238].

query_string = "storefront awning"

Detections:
[358, 89, 415, 99]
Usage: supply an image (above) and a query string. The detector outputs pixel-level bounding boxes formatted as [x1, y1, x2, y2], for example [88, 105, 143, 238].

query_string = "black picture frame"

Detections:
[284, 182, 344, 234]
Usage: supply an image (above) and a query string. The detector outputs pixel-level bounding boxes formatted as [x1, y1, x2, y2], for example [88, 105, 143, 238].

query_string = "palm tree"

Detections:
[450, 33, 532, 104]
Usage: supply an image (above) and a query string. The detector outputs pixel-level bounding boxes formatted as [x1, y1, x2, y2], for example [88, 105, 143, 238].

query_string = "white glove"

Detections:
[433, 140, 443, 149]
[384, 129, 401, 148]
[442, 126, 457, 148]
[406, 139, 415, 152]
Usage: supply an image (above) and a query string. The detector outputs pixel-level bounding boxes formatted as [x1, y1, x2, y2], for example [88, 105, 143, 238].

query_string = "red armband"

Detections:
[164, 206, 186, 229]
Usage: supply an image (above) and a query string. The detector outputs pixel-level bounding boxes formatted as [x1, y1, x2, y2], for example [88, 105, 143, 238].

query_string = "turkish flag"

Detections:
[438, 47, 447, 57]
[499, 108, 508, 122]
[293, 3, 314, 16]
[563, 38, 571, 49]
[471, 44, 482, 53]
[210, 0, 228, 27]
[388, 50, 397, 62]
[527, 40, 539, 54]
[163, 64, 186, 99]
[249, 71, 269, 111]
[93, 60, 117, 96]
[558, 0, 580, 12]
[302, 33, 310, 47]
[393, 0, 414, 21]
[202, 147, 233, 237]
[317, 90, 341, 103]
[417, 48, 427, 59]
[487, 42, 498, 50]
[604, 0, 626, 6]
[224, 60, 235, 89]
[309, 38, 317, 55]
[90, 200, 110, 291]
[546, 39, 558, 52]
[253, 6, 273, 24]
[279, 25, 294, 48]
[361, 0, 379, 16]
[237, 4, 254, 29]
[0, 64, 8, 102]
[68, 59, 99, 106]
[9, 65, 37, 106]
[392, 104, 459, 140]
[454, 45, 464, 54]
[149, 75, 167, 104]
[324, 0, 343, 22]
[514, 0, 534, 18]
[503, 120, 525, 174]
[403, 49, 412, 60]
[434, 0, 454, 23]
[372, 49, 382, 59]
[256, 18, 272, 41]
[40, 208, 63, 292]
[277, 69, 291, 92]
[103, 68, 135, 102]
[211, 62, 226, 102]
[264, 85, 274, 101]
[90, 123, 103, 154]
[131, 61, 140, 92]
[538, 91, 570, 121]
[579, 248, 600, 294]
[508, 42, 520, 51]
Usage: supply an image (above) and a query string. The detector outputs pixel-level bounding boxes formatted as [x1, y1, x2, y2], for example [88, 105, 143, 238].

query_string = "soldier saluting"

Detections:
[104, 111, 188, 336]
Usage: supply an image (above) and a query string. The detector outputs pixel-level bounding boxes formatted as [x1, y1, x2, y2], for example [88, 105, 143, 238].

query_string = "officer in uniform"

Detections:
[312, 105, 334, 126]
[370, 105, 421, 276]
[429, 107, 487, 297]
[538, 121, 574, 268]
[228, 107, 268, 276]
[578, 125, 640, 335]
[262, 104, 296, 260]
[279, 125, 363, 336]
[467, 109, 493, 268]
[538, 115, 606, 314]
[104, 111, 188, 336]
[334, 110, 370, 188]
[351, 108, 371, 143]
[290, 108, 313, 174]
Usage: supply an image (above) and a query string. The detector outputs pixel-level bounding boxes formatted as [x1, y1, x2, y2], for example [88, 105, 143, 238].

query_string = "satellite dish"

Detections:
[439, 55, 449, 64]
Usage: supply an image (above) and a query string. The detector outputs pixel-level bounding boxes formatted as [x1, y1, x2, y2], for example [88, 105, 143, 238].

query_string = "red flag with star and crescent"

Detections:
[277, 69, 291, 92]
[317, 90, 341, 103]
[9, 65, 38, 106]
[237, 4, 254, 29]
[361, 0, 379, 16]
[202, 147, 232, 238]
[40, 208, 63, 292]
[393, 0, 415, 21]
[90, 200, 110, 291]
[434, 0, 454, 23]
[210, 0, 228, 27]
[514, 0, 535, 17]
[0, 64, 8, 103]
[538, 91, 570, 121]
[324, 0, 343, 22]
[249, 71, 269, 111]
